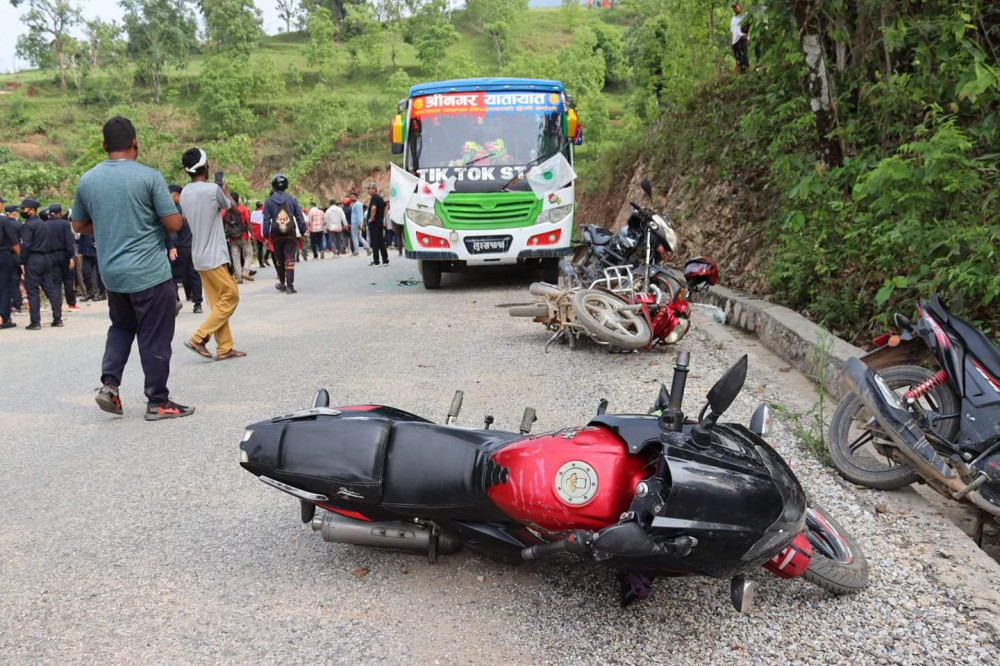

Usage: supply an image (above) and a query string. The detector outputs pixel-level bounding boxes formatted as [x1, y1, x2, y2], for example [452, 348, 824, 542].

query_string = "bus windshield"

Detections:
[405, 91, 569, 192]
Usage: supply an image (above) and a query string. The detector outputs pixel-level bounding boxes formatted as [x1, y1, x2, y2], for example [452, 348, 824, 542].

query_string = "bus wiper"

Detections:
[458, 152, 498, 168]
[500, 142, 565, 192]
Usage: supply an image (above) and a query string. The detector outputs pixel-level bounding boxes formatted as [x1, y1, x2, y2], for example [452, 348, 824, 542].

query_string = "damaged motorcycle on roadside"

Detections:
[832, 294, 1000, 545]
[239, 352, 868, 612]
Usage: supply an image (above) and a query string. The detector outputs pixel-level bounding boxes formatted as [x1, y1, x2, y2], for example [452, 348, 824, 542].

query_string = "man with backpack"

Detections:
[262, 173, 306, 295]
[224, 192, 255, 284]
[179, 147, 246, 361]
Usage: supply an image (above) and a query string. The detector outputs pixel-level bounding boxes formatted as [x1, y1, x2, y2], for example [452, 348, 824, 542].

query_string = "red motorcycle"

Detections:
[240, 353, 868, 611]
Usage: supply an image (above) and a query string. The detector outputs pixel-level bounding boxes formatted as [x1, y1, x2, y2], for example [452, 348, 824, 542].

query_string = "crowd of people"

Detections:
[0, 115, 403, 421]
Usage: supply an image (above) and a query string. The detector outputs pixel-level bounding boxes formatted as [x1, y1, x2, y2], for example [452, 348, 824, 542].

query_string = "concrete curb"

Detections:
[690, 284, 864, 398]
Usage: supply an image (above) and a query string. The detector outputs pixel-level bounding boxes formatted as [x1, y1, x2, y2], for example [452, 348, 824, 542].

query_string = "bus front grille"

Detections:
[440, 195, 540, 228]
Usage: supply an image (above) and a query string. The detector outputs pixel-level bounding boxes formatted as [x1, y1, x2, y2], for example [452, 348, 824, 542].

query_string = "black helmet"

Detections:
[271, 173, 289, 191]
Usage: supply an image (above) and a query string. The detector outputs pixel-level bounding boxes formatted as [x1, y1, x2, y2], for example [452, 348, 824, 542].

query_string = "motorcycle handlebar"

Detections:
[521, 540, 567, 561]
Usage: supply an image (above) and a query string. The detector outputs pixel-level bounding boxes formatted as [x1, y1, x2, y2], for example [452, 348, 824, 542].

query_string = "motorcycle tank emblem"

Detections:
[554, 461, 599, 506]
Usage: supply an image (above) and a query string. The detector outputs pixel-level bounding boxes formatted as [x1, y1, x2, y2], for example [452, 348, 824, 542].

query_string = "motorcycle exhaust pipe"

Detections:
[311, 511, 459, 554]
[529, 282, 563, 299]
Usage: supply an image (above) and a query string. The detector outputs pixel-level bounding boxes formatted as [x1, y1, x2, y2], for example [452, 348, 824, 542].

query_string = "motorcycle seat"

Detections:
[382, 422, 519, 518]
[927, 295, 1000, 378]
[586, 224, 614, 245]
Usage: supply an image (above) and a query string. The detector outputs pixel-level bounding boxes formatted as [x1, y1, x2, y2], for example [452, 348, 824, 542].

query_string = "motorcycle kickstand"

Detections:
[428, 525, 441, 564]
[973, 510, 986, 549]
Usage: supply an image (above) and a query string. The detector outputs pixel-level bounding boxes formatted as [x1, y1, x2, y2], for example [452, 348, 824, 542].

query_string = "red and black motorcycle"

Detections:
[838, 294, 1000, 536]
[240, 353, 868, 611]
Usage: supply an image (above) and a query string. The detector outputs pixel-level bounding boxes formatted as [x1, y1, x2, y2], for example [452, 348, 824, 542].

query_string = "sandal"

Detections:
[184, 338, 213, 358]
[215, 349, 247, 361]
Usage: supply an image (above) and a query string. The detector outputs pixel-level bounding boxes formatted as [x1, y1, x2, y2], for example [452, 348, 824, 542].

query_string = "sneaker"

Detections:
[286, 287, 297, 294]
[144, 400, 195, 421]
[192, 304, 203, 314]
[94, 294, 107, 301]
[1, 321, 16, 329]
[242, 274, 255, 282]
[382, 261, 389, 267]
[249, 269, 257, 276]
[95, 384, 123, 415]
[51, 319, 64, 327]
[275, 283, 286, 292]
[68, 304, 80, 311]
[26, 321, 41, 330]
[369, 261, 379, 266]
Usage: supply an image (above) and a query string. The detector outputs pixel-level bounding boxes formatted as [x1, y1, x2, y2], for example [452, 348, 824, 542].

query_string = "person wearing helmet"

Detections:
[262, 173, 305, 294]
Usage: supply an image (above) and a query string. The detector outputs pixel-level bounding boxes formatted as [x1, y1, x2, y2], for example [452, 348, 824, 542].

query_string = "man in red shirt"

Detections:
[226, 192, 255, 283]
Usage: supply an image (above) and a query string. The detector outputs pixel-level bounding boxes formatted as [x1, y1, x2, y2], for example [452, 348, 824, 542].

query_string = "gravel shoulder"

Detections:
[1, 256, 998, 665]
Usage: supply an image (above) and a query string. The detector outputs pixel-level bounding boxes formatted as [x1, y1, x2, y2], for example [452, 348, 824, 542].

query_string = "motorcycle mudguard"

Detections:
[860, 335, 931, 372]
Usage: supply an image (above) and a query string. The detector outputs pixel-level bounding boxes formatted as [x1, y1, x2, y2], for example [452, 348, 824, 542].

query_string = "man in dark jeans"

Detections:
[731, 3, 750, 74]
[366, 183, 389, 266]
[71, 116, 194, 421]
[167, 184, 203, 314]
[45, 204, 78, 312]
[263, 173, 306, 295]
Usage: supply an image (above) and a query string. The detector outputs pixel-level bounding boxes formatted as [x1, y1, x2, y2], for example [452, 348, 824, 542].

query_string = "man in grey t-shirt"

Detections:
[71, 116, 194, 421]
[179, 147, 245, 361]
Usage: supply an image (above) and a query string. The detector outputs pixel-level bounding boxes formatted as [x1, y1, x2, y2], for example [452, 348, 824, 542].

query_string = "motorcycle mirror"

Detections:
[706, 355, 748, 417]
[651, 383, 670, 414]
[640, 177, 653, 198]
[312, 388, 330, 408]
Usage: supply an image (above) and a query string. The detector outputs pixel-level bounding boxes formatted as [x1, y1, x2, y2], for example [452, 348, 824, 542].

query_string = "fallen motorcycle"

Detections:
[239, 352, 869, 611]
[511, 261, 718, 352]
[837, 294, 1000, 543]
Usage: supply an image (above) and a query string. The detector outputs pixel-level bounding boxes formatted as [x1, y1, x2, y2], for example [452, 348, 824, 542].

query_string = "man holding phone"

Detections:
[179, 148, 246, 361]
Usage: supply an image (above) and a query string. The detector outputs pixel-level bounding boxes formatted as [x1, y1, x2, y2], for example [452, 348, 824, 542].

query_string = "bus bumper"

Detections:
[405, 219, 573, 266]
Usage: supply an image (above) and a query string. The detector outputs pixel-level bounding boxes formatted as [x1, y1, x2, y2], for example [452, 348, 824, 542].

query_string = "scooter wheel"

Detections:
[801, 504, 869, 595]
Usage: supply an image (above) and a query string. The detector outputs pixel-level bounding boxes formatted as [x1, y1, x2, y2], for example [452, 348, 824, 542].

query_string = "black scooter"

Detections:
[842, 294, 1000, 540]
[240, 353, 868, 611]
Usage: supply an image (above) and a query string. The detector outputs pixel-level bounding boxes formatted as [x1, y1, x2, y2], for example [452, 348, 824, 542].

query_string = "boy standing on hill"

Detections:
[731, 3, 750, 74]
[180, 147, 246, 361]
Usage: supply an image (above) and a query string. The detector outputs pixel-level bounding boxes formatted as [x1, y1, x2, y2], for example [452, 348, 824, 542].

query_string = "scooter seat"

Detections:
[590, 226, 614, 245]
[927, 295, 1000, 379]
[381, 422, 520, 518]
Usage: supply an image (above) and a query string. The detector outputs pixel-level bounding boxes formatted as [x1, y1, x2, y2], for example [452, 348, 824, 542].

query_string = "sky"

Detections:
[0, 0, 289, 74]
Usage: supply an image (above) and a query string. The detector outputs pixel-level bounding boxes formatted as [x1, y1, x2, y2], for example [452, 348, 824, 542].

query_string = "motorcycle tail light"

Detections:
[527, 229, 562, 246]
[416, 231, 450, 249]
[872, 332, 891, 348]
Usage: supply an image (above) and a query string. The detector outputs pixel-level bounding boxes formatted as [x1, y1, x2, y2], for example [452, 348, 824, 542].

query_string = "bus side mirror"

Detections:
[390, 114, 404, 154]
[567, 108, 582, 145]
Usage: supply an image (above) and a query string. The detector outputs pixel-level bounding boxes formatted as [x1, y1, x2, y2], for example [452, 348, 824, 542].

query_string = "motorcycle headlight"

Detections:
[536, 204, 573, 226]
[406, 208, 443, 227]
[662, 226, 678, 252]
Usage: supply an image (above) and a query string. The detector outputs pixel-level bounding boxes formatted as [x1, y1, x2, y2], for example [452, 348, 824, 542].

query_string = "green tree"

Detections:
[197, 0, 263, 55]
[466, 0, 526, 65]
[414, 20, 457, 76]
[198, 55, 257, 135]
[12, 0, 82, 91]
[122, 0, 198, 103]
[82, 18, 125, 68]
[275, 0, 302, 32]
[305, 6, 337, 72]
[342, 3, 383, 75]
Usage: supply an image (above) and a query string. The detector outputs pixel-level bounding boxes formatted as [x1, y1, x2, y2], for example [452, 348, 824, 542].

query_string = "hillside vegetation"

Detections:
[589, 0, 1000, 343]
[0, 1, 631, 205]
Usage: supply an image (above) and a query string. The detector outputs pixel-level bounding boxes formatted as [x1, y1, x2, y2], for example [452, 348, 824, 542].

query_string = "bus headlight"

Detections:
[536, 205, 573, 226]
[406, 208, 443, 227]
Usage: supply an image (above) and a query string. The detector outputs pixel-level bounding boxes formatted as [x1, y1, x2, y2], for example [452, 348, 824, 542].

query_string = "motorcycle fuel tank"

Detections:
[487, 425, 651, 532]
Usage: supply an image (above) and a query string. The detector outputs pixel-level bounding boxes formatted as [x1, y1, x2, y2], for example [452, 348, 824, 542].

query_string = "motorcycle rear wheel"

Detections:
[570, 289, 651, 350]
[801, 504, 869, 594]
[827, 365, 959, 490]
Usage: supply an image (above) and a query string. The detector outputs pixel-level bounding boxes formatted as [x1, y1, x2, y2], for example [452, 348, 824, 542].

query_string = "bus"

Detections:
[389, 78, 582, 289]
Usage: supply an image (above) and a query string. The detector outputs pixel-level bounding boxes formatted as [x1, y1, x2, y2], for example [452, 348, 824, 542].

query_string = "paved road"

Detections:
[2, 255, 998, 664]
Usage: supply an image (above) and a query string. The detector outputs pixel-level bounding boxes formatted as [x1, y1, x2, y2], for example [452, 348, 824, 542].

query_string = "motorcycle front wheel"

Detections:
[801, 504, 869, 594]
[570, 289, 651, 350]
[827, 365, 960, 490]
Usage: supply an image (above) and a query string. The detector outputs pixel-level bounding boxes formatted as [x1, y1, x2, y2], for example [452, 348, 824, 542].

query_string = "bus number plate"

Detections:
[465, 235, 512, 254]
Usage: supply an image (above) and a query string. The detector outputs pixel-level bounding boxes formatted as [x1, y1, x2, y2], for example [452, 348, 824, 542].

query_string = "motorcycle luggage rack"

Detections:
[590, 265, 635, 296]
[270, 407, 343, 422]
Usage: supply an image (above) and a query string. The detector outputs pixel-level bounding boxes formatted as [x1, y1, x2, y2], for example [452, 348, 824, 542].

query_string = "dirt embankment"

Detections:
[576, 162, 775, 295]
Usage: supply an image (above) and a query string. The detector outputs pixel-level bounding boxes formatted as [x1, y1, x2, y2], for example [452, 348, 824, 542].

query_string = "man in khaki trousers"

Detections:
[178, 147, 246, 361]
